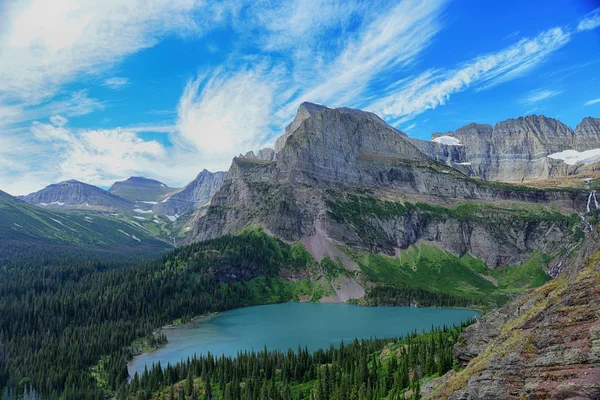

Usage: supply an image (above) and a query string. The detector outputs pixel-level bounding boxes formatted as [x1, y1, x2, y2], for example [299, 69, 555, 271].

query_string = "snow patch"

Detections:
[118, 229, 131, 237]
[153, 219, 160, 224]
[85, 202, 90, 207]
[140, 201, 158, 205]
[131, 234, 141, 242]
[161, 197, 171, 203]
[547, 148, 600, 165]
[455, 162, 472, 166]
[166, 214, 179, 222]
[50, 218, 65, 226]
[432, 135, 462, 146]
[133, 208, 153, 214]
[13, 223, 22, 228]
[133, 216, 146, 220]
[50, 201, 65, 206]
[39, 202, 48, 206]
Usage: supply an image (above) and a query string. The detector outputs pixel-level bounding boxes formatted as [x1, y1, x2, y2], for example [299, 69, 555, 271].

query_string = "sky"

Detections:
[0, 0, 599, 195]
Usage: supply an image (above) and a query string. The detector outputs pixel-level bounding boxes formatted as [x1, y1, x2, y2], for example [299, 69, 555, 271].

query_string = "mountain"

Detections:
[20, 179, 133, 210]
[185, 103, 590, 307]
[0, 189, 170, 256]
[412, 115, 600, 183]
[109, 176, 179, 202]
[155, 169, 226, 219]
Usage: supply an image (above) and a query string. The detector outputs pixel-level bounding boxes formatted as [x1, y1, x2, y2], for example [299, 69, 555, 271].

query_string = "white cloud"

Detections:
[369, 27, 570, 121]
[0, 0, 208, 104]
[10, 116, 169, 191]
[0, 91, 103, 128]
[518, 89, 562, 106]
[585, 98, 600, 106]
[103, 77, 130, 89]
[577, 8, 600, 31]
[175, 69, 274, 170]
[279, 0, 447, 116]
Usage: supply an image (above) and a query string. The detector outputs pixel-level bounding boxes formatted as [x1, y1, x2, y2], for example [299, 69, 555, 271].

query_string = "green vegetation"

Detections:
[327, 193, 575, 226]
[0, 191, 171, 261]
[120, 322, 472, 400]
[0, 229, 316, 399]
[351, 244, 552, 306]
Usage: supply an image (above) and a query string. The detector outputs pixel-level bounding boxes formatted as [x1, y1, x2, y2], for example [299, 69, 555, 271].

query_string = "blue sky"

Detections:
[0, 0, 599, 195]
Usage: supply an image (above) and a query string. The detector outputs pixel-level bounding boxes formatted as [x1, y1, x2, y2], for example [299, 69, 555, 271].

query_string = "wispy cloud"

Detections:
[0, 91, 103, 128]
[103, 77, 131, 90]
[518, 89, 562, 106]
[175, 69, 274, 169]
[369, 27, 570, 122]
[577, 8, 600, 31]
[0, 0, 211, 105]
[584, 98, 600, 106]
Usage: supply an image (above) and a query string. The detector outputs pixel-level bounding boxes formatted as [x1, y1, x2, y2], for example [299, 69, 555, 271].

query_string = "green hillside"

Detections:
[0, 190, 171, 258]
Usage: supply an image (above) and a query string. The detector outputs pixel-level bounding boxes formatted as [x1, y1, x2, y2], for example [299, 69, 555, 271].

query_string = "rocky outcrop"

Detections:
[574, 117, 600, 150]
[425, 233, 600, 399]
[156, 169, 226, 217]
[241, 148, 275, 161]
[20, 180, 132, 210]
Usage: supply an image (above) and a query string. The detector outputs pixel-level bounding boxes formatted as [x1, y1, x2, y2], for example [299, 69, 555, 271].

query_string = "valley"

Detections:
[1, 103, 600, 400]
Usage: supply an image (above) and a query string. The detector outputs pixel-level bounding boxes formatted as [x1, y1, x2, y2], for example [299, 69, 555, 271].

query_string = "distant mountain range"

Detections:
[5, 103, 600, 263]
[0, 189, 169, 256]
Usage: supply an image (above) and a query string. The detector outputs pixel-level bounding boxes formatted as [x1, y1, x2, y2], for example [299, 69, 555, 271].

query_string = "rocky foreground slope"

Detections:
[424, 232, 600, 399]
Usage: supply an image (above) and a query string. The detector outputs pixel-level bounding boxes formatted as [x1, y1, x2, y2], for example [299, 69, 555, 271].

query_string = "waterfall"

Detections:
[587, 190, 599, 213]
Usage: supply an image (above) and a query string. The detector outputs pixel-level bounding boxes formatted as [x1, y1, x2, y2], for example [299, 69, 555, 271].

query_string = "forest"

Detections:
[119, 324, 470, 400]
[0, 229, 476, 399]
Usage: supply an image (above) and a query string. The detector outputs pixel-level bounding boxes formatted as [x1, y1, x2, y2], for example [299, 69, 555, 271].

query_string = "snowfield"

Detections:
[547, 148, 600, 165]
[432, 135, 462, 146]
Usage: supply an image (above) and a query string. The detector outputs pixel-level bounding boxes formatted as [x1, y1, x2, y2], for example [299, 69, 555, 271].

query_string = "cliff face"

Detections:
[156, 170, 226, 217]
[425, 233, 600, 399]
[423, 115, 600, 183]
[190, 103, 588, 268]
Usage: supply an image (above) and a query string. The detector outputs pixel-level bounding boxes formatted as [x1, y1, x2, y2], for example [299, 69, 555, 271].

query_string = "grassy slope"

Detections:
[348, 244, 552, 305]
[0, 191, 170, 250]
[109, 183, 178, 202]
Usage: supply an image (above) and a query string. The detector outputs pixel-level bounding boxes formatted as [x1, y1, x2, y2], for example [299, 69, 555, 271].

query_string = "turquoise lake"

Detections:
[128, 303, 478, 377]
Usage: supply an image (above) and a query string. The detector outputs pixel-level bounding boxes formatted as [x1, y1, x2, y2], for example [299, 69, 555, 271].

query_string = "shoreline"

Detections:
[126, 302, 481, 377]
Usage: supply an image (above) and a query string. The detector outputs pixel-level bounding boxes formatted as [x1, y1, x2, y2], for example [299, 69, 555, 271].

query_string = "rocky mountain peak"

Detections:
[493, 114, 574, 138]
[21, 180, 132, 210]
[156, 169, 226, 217]
[274, 102, 329, 153]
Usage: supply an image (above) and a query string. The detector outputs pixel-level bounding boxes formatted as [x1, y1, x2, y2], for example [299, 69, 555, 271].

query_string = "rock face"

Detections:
[109, 176, 177, 202]
[421, 115, 600, 182]
[274, 102, 329, 153]
[574, 117, 600, 150]
[426, 233, 600, 399]
[20, 180, 132, 210]
[156, 170, 226, 217]
[190, 103, 587, 268]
